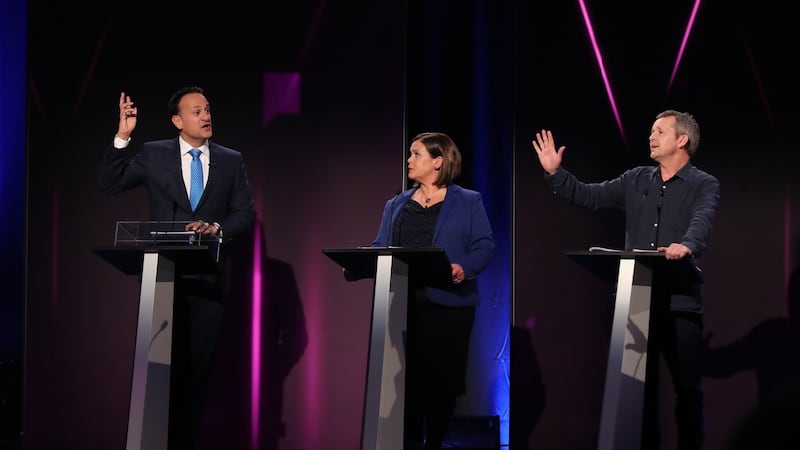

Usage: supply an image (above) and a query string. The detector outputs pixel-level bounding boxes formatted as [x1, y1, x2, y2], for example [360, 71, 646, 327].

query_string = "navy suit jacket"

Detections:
[372, 184, 495, 307]
[98, 137, 255, 240]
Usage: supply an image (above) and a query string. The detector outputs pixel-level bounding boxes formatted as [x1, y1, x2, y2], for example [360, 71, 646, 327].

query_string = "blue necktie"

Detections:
[189, 148, 203, 211]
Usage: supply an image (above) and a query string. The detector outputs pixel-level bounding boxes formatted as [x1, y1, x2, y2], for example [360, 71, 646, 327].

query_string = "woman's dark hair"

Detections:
[411, 132, 462, 186]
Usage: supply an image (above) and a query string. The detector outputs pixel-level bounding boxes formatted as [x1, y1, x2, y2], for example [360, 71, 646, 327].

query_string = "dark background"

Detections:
[16, 1, 512, 449]
[2, 0, 799, 449]
[21, 1, 409, 450]
[513, 1, 800, 449]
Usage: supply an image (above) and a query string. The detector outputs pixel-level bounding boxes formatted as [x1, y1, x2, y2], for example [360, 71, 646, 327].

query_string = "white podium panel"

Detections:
[566, 250, 701, 450]
[323, 247, 451, 450]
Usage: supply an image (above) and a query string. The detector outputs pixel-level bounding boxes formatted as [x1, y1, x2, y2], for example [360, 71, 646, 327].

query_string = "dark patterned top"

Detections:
[392, 199, 443, 247]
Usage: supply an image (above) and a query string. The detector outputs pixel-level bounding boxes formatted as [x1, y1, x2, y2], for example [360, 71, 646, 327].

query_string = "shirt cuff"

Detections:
[544, 166, 567, 185]
[113, 135, 131, 149]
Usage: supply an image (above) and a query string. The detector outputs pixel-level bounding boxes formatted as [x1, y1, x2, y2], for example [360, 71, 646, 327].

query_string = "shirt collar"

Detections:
[651, 161, 694, 182]
[674, 161, 694, 180]
[179, 136, 209, 155]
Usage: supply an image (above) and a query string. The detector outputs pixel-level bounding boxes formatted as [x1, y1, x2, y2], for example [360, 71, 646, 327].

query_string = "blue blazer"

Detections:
[98, 137, 255, 239]
[372, 184, 495, 307]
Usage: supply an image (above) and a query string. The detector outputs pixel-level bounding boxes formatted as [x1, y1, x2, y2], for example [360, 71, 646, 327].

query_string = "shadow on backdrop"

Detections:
[703, 248, 800, 401]
[510, 325, 546, 450]
[0, 358, 22, 450]
[201, 217, 308, 450]
[705, 239, 800, 449]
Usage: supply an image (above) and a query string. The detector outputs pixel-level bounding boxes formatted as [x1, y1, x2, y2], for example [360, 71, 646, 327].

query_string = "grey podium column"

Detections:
[597, 256, 653, 450]
[361, 253, 409, 450]
[126, 252, 176, 450]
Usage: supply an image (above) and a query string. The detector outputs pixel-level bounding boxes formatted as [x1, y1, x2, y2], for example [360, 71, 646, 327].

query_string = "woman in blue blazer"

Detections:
[371, 132, 495, 450]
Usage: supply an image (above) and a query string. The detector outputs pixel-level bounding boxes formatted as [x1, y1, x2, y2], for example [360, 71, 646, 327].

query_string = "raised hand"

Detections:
[531, 129, 565, 175]
[117, 92, 138, 140]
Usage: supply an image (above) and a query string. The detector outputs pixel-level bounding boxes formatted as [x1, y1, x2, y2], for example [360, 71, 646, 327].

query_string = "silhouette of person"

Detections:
[706, 241, 800, 450]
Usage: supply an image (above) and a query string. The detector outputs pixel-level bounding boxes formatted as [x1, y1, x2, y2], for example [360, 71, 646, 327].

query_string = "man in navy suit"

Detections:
[98, 86, 255, 449]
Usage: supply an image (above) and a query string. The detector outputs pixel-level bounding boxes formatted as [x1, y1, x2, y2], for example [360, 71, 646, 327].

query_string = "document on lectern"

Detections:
[588, 246, 623, 253]
[588, 246, 660, 254]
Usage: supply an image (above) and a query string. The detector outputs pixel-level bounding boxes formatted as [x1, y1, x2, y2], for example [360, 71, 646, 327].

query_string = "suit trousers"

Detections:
[168, 287, 225, 450]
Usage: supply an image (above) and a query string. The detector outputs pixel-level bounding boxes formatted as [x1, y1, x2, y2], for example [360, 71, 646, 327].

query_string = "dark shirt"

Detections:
[392, 200, 444, 289]
[393, 200, 442, 247]
[545, 162, 720, 312]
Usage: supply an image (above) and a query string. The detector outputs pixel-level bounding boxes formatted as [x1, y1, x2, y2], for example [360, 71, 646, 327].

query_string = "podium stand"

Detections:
[565, 250, 702, 450]
[94, 221, 220, 450]
[322, 247, 452, 450]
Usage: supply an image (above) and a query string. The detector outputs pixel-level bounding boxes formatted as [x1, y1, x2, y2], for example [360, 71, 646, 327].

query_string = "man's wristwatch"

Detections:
[212, 222, 223, 237]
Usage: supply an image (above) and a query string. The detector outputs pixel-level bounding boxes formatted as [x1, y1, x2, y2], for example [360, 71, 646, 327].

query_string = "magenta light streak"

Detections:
[576, 0, 626, 145]
[743, 39, 777, 132]
[28, 79, 46, 121]
[250, 224, 263, 449]
[73, 21, 109, 119]
[51, 187, 59, 307]
[298, 0, 328, 66]
[666, 0, 702, 95]
[301, 230, 325, 449]
[784, 185, 791, 316]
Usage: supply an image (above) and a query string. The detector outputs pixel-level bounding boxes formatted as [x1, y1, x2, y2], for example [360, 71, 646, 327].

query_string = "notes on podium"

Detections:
[588, 246, 660, 254]
[569, 246, 702, 284]
[94, 221, 222, 450]
[565, 246, 701, 450]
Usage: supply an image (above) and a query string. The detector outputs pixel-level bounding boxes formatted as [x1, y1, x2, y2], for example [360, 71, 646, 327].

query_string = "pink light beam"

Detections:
[666, 0, 702, 95]
[250, 224, 264, 449]
[743, 38, 777, 132]
[785, 185, 791, 316]
[576, 0, 626, 146]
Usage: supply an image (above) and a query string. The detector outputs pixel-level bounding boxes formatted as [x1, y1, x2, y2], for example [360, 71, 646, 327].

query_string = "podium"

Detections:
[94, 221, 220, 450]
[565, 250, 702, 450]
[322, 246, 452, 450]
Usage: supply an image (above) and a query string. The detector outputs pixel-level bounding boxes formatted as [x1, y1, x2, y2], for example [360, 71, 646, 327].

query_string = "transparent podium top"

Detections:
[114, 221, 220, 248]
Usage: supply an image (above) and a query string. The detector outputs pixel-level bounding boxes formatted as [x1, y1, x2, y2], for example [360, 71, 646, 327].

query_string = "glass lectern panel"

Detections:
[114, 221, 220, 261]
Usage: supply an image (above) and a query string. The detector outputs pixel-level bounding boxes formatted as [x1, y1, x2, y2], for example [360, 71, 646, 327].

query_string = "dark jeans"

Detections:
[642, 311, 704, 450]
